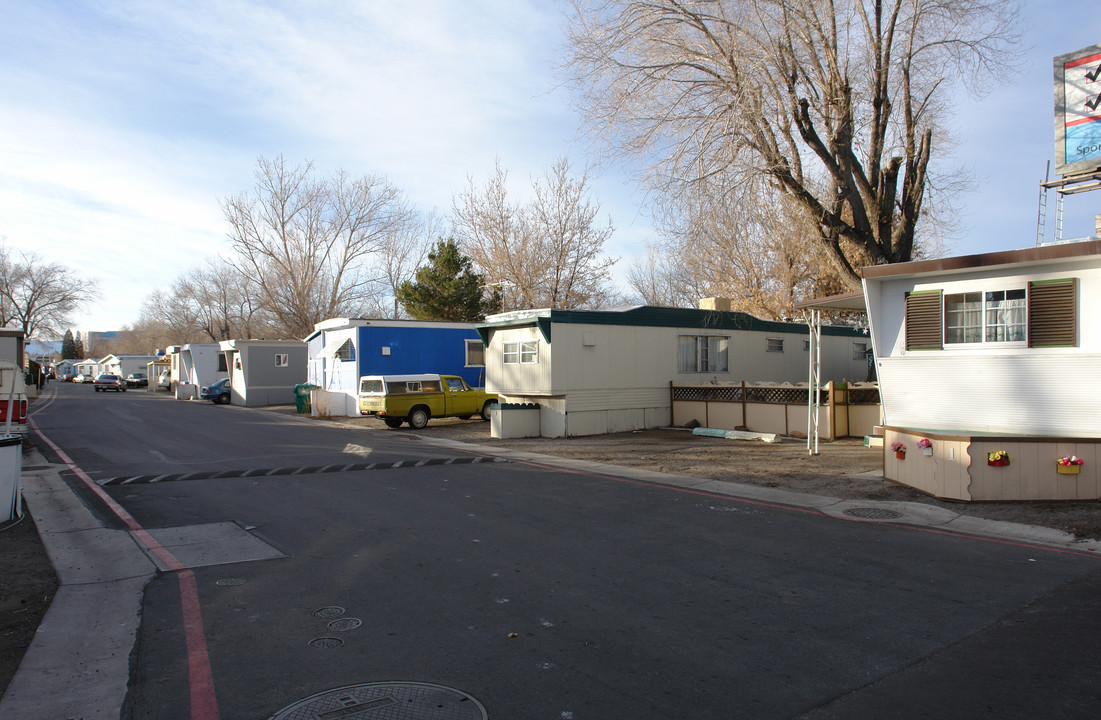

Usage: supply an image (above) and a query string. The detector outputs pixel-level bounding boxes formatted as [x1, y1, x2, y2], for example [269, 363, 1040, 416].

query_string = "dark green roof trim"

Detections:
[474, 306, 866, 342]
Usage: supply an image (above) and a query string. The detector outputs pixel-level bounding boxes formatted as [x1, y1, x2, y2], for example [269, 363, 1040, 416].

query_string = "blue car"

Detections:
[200, 378, 231, 404]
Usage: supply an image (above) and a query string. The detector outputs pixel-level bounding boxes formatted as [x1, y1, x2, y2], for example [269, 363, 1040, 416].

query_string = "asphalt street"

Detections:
[7, 382, 1101, 719]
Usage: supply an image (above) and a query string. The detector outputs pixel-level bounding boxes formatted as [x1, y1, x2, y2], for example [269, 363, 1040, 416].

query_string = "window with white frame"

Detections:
[852, 342, 868, 360]
[984, 289, 1026, 342]
[905, 279, 1076, 350]
[765, 337, 784, 353]
[503, 339, 539, 364]
[274, 354, 288, 367]
[677, 335, 729, 373]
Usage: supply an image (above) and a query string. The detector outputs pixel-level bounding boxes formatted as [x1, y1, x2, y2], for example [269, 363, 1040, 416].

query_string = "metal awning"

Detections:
[794, 290, 867, 312]
[317, 339, 351, 360]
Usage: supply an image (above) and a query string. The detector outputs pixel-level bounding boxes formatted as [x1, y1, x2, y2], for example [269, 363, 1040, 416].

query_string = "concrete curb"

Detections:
[0, 446, 157, 720]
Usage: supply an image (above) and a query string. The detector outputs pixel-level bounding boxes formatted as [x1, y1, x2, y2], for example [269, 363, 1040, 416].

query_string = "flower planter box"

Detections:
[988, 458, 1010, 467]
[895, 451, 906, 460]
[1056, 464, 1081, 475]
[922, 448, 933, 456]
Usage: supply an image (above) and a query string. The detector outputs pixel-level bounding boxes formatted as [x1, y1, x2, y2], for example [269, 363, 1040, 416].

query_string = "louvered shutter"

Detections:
[905, 290, 943, 350]
[1028, 279, 1077, 347]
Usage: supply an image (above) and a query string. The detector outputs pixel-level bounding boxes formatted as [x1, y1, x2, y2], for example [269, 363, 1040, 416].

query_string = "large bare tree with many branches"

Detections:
[567, 0, 1021, 288]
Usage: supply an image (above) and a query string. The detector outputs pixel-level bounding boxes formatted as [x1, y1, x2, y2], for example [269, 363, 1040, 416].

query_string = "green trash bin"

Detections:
[294, 384, 318, 414]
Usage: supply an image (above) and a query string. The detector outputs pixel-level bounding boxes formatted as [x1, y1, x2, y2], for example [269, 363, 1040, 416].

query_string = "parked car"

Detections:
[125, 372, 147, 388]
[93, 373, 127, 392]
[72, 373, 87, 383]
[156, 372, 171, 391]
[199, 378, 231, 404]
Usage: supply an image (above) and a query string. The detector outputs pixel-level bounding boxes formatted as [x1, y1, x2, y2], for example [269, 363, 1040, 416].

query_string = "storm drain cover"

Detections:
[844, 507, 903, 520]
[327, 617, 363, 632]
[266, 681, 487, 720]
[313, 606, 346, 619]
[308, 637, 344, 649]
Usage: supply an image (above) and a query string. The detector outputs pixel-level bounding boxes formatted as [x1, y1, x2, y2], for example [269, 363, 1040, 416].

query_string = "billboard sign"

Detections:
[1055, 43, 1101, 176]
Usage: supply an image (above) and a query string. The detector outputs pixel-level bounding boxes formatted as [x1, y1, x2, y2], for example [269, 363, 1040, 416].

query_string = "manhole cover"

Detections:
[215, 578, 247, 586]
[266, 681, 487, 720]
[327, 617, 363, 632]
[844, 507, 903, 520]
[308, 637, 344, 649]
[313, 606, 346, 619]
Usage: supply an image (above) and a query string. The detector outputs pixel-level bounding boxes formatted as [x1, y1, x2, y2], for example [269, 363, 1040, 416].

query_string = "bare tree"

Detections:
[372, 210, 441, 318]
[634, 176, 848, 318]
[222, 156, 415, 336]
[0, 246, 97, 338]
[566, 0, 1021, 289]
[452, 157, 617, 310]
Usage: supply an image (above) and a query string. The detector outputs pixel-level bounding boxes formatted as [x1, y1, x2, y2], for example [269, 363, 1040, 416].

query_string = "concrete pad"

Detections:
[819, 499, 963, 527]
[0, 576, 149, 720]
[40, 526, 157, 585]
[136, 522, 286, 572]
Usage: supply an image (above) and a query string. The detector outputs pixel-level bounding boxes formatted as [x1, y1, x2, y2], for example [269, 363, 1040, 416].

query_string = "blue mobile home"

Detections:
[306, 318, 486, 416]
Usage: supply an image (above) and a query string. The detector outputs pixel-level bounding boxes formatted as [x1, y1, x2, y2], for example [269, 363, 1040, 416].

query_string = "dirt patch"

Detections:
[1, 502, 59, 696]
[333, 414, 1101, 541]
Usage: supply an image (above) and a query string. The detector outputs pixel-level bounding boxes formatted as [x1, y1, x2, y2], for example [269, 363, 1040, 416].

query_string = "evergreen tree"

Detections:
[61, 329, 77, 359]
[74, 331, 85, 359]
[396, 239, 500, 322]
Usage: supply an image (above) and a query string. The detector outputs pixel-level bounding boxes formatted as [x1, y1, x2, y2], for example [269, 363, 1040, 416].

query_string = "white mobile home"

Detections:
[476, 304, 870, 438]
[863, 240, 1101, 500]
[169, 344, 228, 388]
[219, 339, 307, 407]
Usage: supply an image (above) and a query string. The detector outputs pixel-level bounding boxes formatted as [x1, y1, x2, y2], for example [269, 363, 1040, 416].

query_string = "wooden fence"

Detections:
[670, 381, 881, 440]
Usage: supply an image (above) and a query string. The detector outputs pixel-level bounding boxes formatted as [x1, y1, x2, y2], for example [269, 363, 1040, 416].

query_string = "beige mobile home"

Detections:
[476, 305, 870, 438]
[863, 240, 1101, 501]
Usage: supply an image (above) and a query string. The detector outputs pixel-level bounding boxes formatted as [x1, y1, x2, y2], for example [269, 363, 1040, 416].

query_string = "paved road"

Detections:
[17, 382, 1101, 719]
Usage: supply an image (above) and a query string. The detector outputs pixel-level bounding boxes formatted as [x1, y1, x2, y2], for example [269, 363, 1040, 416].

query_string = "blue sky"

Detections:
[0, 1, 1097, 336]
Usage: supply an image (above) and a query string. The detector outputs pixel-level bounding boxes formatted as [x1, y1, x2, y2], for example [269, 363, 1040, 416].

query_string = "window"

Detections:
[503, 340, 538, 364]
[217, 354, 228, 372]
[765, 337, 784, 353]
[465, 339, 485, 367]
[678, 335, 729, 372]
[803, 339, 810, 351]
[853, 342, 868, 360]
[905, 280, 1078, 350]
[274, 354, 288, 367]
[944, 292, 982, 343]
[985, 289, 1026, 342]
[334, 340, 354, 361]
[446, 377, 469, 392]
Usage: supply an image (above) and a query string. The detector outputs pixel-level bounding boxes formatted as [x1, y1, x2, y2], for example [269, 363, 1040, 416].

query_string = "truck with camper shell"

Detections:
[359, 373, 496, 428]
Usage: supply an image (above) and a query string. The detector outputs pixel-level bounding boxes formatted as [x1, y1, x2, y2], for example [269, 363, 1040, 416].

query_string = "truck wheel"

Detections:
[480, 401, 494, 422]
[408, 406, 430, 429]
[384, 417, 403, 428]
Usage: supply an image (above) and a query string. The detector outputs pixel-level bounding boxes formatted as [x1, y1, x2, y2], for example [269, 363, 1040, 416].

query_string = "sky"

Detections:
[0, 0, 1098, 337]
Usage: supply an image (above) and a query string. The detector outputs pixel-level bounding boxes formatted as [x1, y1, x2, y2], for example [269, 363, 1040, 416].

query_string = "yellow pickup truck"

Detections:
[358, 374, 497, 429]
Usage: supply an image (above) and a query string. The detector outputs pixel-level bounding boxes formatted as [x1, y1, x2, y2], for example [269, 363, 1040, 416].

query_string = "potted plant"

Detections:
[917, 438, 933, 456]
[891, 441, 906, 459]
[987, 450, 1010, 467]
[1056, 455, 1084, 475]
